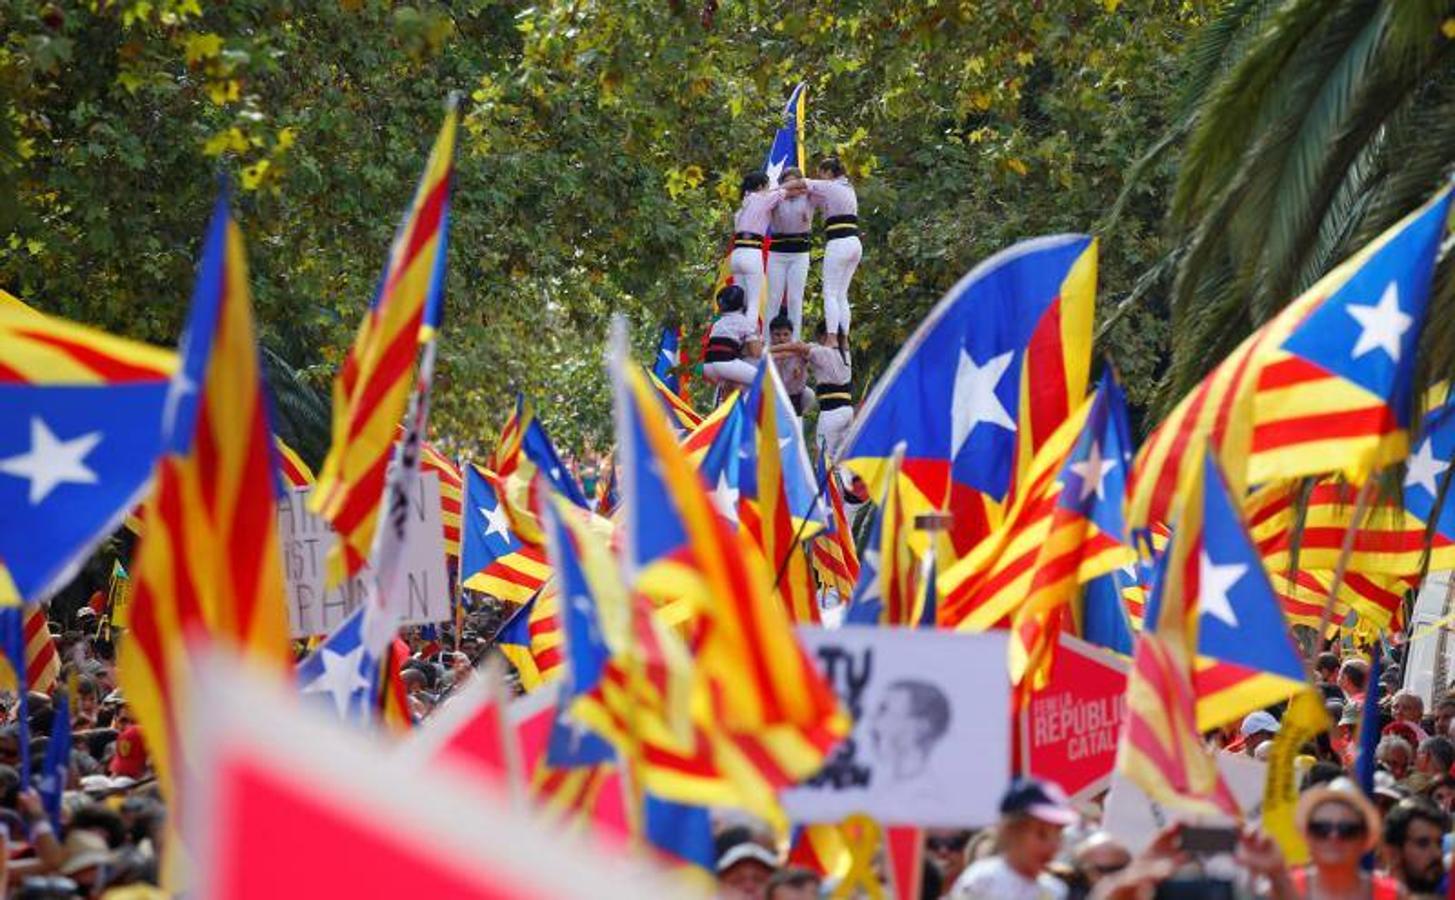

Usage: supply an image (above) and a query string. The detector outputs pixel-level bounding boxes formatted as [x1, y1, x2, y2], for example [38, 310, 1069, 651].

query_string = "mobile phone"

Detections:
[1154, 875, 1235, 899]
[1178, 824, 1239, 856]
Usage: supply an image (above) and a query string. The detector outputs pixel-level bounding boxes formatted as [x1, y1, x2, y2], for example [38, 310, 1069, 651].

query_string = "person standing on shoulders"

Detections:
[803, 156, 861, 359]
[731, 171, 797, 326]
[765, 167, 813, 340]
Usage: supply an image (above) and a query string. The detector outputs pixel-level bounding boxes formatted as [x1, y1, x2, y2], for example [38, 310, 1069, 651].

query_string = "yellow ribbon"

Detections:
[831, 813, 886, 899]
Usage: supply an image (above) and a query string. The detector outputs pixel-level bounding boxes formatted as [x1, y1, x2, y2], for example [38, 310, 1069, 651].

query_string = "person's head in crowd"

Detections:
[1338, 659, 1369, 700]
[1391, 689, 1425, 726]
[717, 284, 747, 316]
[1296, 778, 1381, 884]
[1071, 831, 1131, 892]
[1381, 665, 1403, 694]
[993, 779, 1078, 882]
[1372, 770, 1408, 815]
[1315, 651, 1340, 683]
[1334, 701, 1361, 753]
[73, 674, 100, 725]
[108, 723, 147, 779]
[924, 828, 971, 889]
[1435, 697, 1455, 739]
[768, 315, 794, 347]
[58, 827, 114, 892]
[764, 866, 819, 900]
[27, 692, 53, 734]
[715, 832, 778, 899]
[817, 156, 846, 180]
[1422, 773, 1455, 814]
[1416, 735, 1455, 778]
[739, 170, 770, 201]
[0, 724, 22, 769]
[1377, 734, 1414, 780]
[1239, 710, 1280, 756]
[1302, 760, 1346, 791]
[1383, 796, 1450, 894]
[69, 802, 126, 848]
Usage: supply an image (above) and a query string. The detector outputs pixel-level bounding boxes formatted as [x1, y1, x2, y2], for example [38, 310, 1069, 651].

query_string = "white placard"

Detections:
[277, 471, 450, 637]
[1102, 752, 1266, 853]
[779, 627, 1011, 828]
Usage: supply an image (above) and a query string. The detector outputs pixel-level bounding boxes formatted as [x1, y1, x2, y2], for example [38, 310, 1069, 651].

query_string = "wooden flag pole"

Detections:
[1314, 479, 1376, 645]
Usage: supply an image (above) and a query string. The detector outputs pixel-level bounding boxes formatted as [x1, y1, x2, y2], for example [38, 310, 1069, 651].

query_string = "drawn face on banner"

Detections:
[868, 680, 952, 782]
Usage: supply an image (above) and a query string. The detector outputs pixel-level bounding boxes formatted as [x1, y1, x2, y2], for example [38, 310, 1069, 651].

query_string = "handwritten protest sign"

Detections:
[1103, 752, 1267, 853]
[1020, 634, 1128, 801]
[780, 627, 1010, 828]
[278, 471, 450, 637]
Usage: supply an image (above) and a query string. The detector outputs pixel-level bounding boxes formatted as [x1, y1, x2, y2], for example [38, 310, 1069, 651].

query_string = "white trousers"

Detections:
[766, 251, 809, 339]
[817, 405, 854, 462]
[703, 358, 758, 388]
[730, 247, 767, 325]
[822, 236, 862, 337]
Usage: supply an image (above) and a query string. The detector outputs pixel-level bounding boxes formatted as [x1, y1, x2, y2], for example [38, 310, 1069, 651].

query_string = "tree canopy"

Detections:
[2, 0, 1208, 458]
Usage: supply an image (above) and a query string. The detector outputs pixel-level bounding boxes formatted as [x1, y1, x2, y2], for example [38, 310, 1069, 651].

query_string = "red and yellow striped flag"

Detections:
[118, 196, 293, 818]
[311, 105, 457, 583]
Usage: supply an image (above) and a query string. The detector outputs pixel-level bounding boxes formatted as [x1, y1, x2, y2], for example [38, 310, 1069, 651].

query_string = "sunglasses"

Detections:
[1307, 820, 1367, 841]
[926, 836, 970, 852]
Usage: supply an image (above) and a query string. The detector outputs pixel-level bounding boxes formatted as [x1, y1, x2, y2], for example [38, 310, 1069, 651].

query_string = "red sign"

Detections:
[1020, 634, 1128, 801]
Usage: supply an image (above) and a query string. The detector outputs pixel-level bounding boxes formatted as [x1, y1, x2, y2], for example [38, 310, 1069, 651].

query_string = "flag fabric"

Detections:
[490, 395, 591, 547]
[613, 343, 847, 793]
[419, 439, 463, 564]
[188, 651, 671, 900]
[460, 465, 550, 603]
[700, 358, 827, 624]
[647, 368, 703, 433]
[311, 103, 457, 583]
[810, 449, 860, 601]
[653, 324, 683, 393]
[938, 396, 1093, 629]
[274, 438, 314, 488]
[377, 636, 414, 732]
[840, 235, 1096, 555]
[642, 794, 716, 880]
[297, 607, 380, 726]
[1079, 569, 1137, 655]
[1007, 370, 1138, 685]
[0, 299, 173, 604]
[0, 608, 32, 783]
[118, 194, 294, 818]
[1131, 186, 1453, 530]
[764, 82, 806, 187]
[1248, 478, 1455, 582]
[1119, 628, 1237, 817]
[1354, 644, 1384, 795]
[494, 587, 565, 693]
[844, 447, 920, 627]
[23, 604, 58, 694]
[1248, 187, 1453, 484]
[1142, 455, 1306, 730]
[39, 691, 69, 832]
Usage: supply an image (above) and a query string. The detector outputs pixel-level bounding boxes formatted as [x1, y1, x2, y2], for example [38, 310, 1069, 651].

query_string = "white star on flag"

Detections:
[1069, 440, 1118, 503]
[766, 156, 786, 188]
[0, 417, 103, 505]
[711, 472, 741, 522]
[479, 498, 512, 541]
[303, 645, 372, 718]
[950, 350, 1016, 458]
[1346, 282, 1412, 361]
[1198, 551, 1245, 628]
[1405, 437, 1448, 496]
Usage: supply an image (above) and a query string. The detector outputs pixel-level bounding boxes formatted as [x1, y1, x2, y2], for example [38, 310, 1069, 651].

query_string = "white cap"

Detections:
[1240, 711, 1280, 737]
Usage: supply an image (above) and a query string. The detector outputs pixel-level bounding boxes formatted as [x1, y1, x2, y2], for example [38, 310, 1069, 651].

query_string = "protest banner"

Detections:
[278, 471, 450, 638]
[780, 628, 1010, 828]
[1020, 634, 1128, 801]
[1103, 752, 1267, 853]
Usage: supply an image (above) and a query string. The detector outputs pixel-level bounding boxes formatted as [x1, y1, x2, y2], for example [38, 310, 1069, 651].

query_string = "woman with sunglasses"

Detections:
[1289, 778, 1401, 899]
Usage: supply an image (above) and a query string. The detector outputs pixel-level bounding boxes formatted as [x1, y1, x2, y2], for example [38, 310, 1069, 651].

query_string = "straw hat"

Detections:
[1294, 777, 1381, 852]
